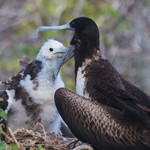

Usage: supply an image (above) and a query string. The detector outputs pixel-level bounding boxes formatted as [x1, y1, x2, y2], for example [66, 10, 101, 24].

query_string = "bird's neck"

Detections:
[40, 59, 58, 80]
[75, 50, 104, 98]
[72, 36, 100, 78]
[70, 32, 99, 75]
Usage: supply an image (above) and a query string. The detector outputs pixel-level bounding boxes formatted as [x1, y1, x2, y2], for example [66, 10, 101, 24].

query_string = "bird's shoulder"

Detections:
[122, 78, 150, 106]
[84, 51, 150, 106]
[82, 52, 150, 123]
[2, 59, 42, 90]
[84, 51, 124, 89]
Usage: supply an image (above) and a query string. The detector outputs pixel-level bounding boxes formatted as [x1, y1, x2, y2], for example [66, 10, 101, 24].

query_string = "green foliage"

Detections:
[0, 126, 3, 135]
[0, 59, 20, 74]
[0, 98, 3, 102]
[36, 144, 45, 150]
[61, 59, 75, 91]
[0, 98, 7, 149]
[8, 143, 18, 150]
[98, 3, 119, 19]
[101, 34, 112, 47]
[0, 141, 7, 150]
[0, 108, 7, 121]
[117, 22, 134, 31]
[28, 144, 46, 150]
[15, 43, 38, 59]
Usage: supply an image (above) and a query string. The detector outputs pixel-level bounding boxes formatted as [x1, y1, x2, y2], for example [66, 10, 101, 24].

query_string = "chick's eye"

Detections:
[49, 48, 53, 52]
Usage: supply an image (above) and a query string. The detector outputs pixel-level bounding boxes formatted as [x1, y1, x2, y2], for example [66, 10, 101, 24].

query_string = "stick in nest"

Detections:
[7, 126, 21, 150]
[72, 145, 94, 150]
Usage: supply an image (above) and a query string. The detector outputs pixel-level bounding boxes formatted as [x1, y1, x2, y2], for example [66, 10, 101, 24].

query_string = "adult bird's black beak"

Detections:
[36, 23, 75, 68]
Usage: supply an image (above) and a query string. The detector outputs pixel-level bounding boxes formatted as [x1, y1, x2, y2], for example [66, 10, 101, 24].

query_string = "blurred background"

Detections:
[0, 0, 150, 94]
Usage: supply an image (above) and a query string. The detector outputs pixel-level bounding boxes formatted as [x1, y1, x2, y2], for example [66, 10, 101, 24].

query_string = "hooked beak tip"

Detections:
[35, 26, 44, 38]
[35, 28, 39, 38]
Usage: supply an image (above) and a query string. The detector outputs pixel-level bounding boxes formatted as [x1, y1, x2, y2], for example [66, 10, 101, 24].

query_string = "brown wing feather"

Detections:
[2, 60, 42, 90]
[55, 88, 150, 150]
[122, 79, 150, 107]
[84, 54, 150, 99]
[92, 80, 150, 114]
[0, 60, 42, 124]
[18, 56, 31, 68]
[0, 90, 8, 111]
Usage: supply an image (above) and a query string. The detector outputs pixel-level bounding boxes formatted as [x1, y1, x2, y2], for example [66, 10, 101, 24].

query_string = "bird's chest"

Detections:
[7, 100, 32, 131]
[76, 66, 89, 98]
[20, 71, 64, 104]
[40, 104, 60, 132]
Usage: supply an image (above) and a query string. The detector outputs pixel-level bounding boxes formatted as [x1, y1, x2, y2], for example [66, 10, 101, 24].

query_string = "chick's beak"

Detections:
[53, 51, 66, 58]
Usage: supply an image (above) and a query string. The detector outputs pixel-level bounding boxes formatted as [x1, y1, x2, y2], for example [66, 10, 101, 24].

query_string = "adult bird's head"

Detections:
[36, 17, 100, 65]
[37, 39, 66, 78]
[69, 17, 100, 49]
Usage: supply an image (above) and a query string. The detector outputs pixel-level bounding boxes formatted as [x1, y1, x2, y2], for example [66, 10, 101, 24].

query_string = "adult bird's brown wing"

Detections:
[55, 88, 150, 150]
[92, 81, 150, 129]
[122, 78, 150, 108]
[92, 80, 150, 115]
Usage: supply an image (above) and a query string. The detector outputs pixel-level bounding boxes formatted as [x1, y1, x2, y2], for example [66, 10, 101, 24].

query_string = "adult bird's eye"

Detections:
[71, 22, 75, 27]
[49, 48, 53, 52]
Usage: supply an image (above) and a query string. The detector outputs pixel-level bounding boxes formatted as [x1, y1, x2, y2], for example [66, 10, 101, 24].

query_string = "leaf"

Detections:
[37, 144, 45, 150]
[0, 141, 7, 150]
[0, 125, 3, 135]
[8, 143, 18, 150]
[29, 148, 35, 150]
[0, 108, 7, 121]
[0, 98, 3, 101]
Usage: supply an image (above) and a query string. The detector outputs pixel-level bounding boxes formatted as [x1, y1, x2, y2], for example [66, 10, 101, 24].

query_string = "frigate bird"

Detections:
[36, 17, 150, 150]
[0, 39, 67, 133]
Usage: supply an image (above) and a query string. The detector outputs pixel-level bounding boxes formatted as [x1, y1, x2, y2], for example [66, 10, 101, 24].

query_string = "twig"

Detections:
[2, 131, 13, 143]
[67, 139, 79, 149]
[6, 126, 21, 150]
[72, 145, 94, 150]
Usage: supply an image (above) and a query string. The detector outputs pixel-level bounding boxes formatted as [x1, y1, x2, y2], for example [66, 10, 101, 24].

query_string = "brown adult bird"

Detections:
[36, 17, 150, 150]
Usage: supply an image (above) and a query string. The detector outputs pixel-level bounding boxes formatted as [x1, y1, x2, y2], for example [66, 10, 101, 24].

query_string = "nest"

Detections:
[1, 123, 93, 150]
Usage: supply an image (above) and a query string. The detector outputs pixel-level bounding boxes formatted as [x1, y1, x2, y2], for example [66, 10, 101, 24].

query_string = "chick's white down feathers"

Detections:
[3, 39, 66, 132]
